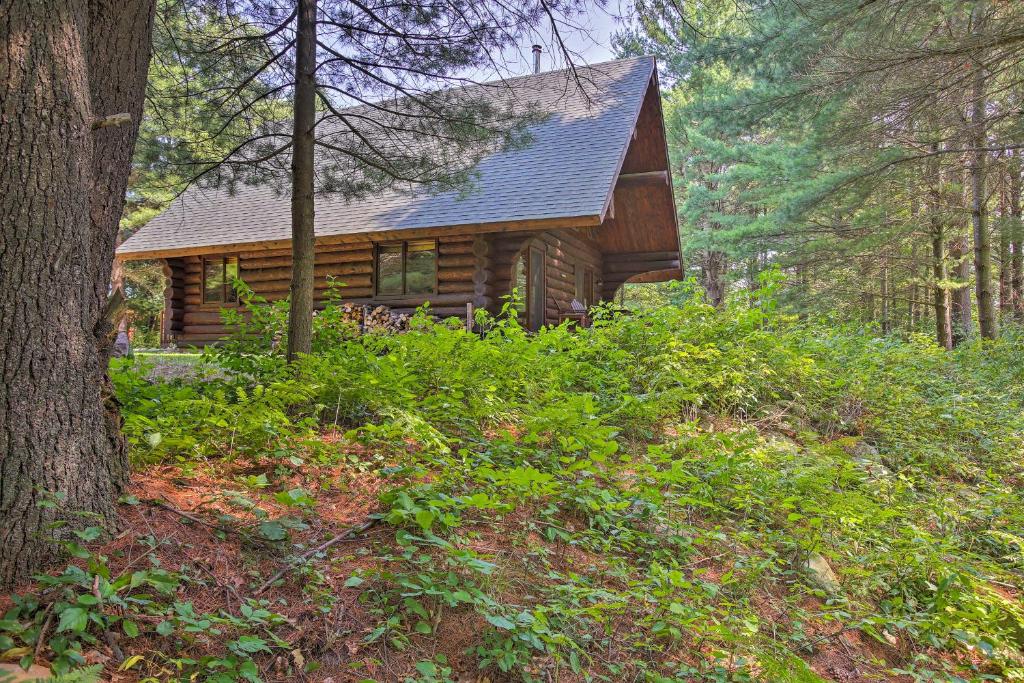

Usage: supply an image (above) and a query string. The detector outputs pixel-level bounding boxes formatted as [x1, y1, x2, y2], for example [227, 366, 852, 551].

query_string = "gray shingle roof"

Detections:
[118, 56, 655, 258]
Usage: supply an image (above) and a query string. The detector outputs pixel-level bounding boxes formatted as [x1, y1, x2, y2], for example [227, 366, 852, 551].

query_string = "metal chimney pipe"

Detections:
[532, 44, 542, 74]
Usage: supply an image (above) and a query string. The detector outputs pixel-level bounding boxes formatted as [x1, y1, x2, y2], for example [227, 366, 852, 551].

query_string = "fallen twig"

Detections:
[149, 498, 215, 528]
[33, 603, 55, 662]
[144, 498, 274, 549]
[255, 518, 380, 595]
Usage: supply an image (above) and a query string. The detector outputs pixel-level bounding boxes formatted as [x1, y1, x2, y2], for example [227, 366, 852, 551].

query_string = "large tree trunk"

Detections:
[880, 252, 891, 334]
[969, 0, 997, 339]
[1011, 150, 1023, 319]
[286, 0, 318, 361]
[859, 258, 875, 324]
[929, 149, 953, 350]
[701, 249, 727, 308]
[932, 228, 953, 350]
[999, 180, 1011, 314]
[949, 234, 973, 343]
[0, 0, 154, 587]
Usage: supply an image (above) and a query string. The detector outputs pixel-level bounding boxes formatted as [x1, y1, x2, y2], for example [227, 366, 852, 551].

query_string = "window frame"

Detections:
[373, 239, 438, 298]
[200, 255, 240, 306]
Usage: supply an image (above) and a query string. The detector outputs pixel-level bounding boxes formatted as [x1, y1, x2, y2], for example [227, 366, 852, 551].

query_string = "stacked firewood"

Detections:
[337, 303, 364, 326]
[362, 305, 411, 333]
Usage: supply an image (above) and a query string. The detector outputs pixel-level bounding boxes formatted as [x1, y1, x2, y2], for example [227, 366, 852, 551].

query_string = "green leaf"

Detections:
[343, 576, 365, 588]
[258, 520, 288, 541]
[122, 620, 140, 638]
[155, 621, 174, 636]
[56, 607, 89, 633]
[414, 509, 435, 532]
[415, 660, 437, 676]
[414, 621, 432, 635]
[485, 614, 515, 630]
[74, 526, 104, 542]
[275, 488, 315, 508]
[231, 635, 269, 653]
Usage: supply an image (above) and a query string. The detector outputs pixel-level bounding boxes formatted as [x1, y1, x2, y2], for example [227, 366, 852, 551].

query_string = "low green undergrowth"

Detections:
[9, 280, 1023, 682]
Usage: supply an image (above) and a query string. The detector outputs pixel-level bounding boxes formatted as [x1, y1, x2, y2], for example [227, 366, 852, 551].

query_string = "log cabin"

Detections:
[116, 55, 681, 346]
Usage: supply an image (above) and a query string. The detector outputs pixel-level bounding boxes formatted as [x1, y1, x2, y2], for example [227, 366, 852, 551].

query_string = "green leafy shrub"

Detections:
[104, 279, 1024, 681]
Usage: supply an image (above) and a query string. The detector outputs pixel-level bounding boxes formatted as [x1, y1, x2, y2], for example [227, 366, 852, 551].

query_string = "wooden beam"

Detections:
[615, 171, 669, 188]
[604, 250, 680, 262]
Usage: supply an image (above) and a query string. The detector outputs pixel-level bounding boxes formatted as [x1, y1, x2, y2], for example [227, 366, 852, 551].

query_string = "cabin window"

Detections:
[375, 240, 437, 296]
[202, 256, 239, 304]
[583, 267, 595, 306]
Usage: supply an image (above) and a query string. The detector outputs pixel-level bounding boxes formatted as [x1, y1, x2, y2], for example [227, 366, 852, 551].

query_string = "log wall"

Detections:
[163, 227, 617, 346]
[488, 228, 604, 328]
[169, 234, 481, 346]
[601, 251, 682, 300]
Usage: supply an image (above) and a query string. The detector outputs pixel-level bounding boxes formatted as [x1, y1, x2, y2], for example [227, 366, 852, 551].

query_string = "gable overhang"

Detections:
[589, 63, 682, 280]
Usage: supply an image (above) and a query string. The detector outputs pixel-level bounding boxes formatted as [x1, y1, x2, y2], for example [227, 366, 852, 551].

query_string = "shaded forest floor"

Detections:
[3, 297, 1024, 682]
[9, 430, 938, 683]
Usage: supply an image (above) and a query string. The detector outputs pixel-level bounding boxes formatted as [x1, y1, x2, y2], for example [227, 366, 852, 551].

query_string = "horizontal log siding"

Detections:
[488, 228, 603, 328]
[170, 235, 480, 346]
[600, 250, 681, 300]
[163, 258, 186, 343]
[538, 230, 602, 326]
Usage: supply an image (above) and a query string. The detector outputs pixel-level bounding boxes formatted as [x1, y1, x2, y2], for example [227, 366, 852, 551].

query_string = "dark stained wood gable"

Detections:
[586, 70, 682, 296]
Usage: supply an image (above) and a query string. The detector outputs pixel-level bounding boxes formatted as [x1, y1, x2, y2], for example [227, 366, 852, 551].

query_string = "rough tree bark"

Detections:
[1011, 150, 1023, 318]
[929, 147, 953, 349]
[859, 259, 875, 324]
[0, 0, 155, 586]
[701, 250, 727, 308]
[880, 252, 891, 334]
[932, 229, 953, 350]
[999, 180, 1010, 314]
[286, 0, 318, 361]
[949, 234, 973, 343]
[969, 0, 997, 339]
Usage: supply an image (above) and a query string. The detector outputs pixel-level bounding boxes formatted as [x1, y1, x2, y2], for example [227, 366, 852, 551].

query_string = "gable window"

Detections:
[375, 240, 437, 296]
[202, 256, 239, 304]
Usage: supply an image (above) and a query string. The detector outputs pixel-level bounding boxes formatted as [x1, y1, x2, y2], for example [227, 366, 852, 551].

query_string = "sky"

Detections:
[511, 1, 630, 76]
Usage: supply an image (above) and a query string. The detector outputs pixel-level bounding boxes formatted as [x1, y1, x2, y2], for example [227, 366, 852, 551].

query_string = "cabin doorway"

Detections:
[512, 243, 547, 331]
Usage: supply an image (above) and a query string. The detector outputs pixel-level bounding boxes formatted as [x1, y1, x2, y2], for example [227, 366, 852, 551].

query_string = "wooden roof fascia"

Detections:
[115, 212, 603, 261]
[648, 67, 684, 263]
[598, 62, 658, 224]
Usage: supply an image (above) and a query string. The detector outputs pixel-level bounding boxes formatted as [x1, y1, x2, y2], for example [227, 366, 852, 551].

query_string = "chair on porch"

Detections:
[554, 297, 591, 328]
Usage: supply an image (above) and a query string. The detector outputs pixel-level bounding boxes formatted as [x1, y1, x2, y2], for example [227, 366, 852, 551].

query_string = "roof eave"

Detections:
[116, 212, 603, 261]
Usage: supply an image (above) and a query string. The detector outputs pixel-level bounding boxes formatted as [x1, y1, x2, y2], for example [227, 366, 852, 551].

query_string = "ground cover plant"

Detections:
[3, 282, 1023, 682]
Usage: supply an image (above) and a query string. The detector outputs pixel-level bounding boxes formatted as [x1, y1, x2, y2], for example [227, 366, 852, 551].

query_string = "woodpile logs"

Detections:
[363, 305, 411, 334]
